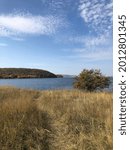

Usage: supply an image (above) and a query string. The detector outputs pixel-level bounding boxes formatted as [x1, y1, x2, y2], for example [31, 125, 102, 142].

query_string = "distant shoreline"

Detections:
[0, 68, 63, 79]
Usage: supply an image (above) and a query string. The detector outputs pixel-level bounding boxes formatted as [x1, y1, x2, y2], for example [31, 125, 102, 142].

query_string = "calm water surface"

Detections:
[0, 78, 75, 90]
[0, 78, 112, 91]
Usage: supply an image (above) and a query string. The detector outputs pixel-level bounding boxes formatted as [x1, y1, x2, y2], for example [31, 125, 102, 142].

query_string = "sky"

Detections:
[0, 0, 113, 75]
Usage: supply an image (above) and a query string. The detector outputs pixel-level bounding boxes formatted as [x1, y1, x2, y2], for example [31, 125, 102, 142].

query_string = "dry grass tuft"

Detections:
[0, 87, 112, 150]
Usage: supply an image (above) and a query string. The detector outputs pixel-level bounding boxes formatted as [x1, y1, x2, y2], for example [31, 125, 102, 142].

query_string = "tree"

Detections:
[73, 69, 110, 91]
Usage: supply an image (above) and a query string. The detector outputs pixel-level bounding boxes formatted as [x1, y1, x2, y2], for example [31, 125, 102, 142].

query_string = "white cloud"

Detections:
[69, 33, 111, 48]
[69, 47, 112, 61]
[79, 0, 113, 35]
[65, 33, 112, 61]
[78, 48, 112, 61]
[0, 13, 65, 37]
[41, 0, 64, 8]
[65, 0, 113, 61]
[0, 43, 8, 47]
[41, 0, 77, 14]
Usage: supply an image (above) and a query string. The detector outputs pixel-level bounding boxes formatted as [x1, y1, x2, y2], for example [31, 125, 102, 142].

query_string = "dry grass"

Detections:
[0, 87, 112, 150]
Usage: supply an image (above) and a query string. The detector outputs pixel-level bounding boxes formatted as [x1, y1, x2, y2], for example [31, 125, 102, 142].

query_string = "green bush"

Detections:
[74, 69, 110, 91]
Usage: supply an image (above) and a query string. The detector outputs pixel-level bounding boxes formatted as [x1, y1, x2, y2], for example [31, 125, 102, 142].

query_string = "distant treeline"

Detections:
[0, 68, 61, 79]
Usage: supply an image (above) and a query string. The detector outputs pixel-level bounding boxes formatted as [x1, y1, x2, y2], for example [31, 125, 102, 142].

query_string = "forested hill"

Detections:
[0, 68, 57, 79]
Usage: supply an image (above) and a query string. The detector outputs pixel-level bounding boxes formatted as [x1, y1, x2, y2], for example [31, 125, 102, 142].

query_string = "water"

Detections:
[0, 78, 75, 90]
[0, 78, 113, 91]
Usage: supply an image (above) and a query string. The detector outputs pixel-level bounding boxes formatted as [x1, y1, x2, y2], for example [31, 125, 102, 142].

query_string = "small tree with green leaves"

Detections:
[73, 69, 110, 91]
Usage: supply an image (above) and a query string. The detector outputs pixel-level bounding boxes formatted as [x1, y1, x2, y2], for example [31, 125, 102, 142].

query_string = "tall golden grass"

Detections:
[0, 87, 112, 150]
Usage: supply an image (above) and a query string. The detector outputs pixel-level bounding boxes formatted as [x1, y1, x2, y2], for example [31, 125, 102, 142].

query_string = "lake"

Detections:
[0, 78, 75, 90]
[0, 78, 113, 91]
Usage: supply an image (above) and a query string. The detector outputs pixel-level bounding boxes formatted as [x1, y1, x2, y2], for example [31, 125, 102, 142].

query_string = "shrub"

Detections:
[73, 69, 110, 91]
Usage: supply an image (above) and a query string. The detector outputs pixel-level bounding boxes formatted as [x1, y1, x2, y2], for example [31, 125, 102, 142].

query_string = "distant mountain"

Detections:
[56, 74, 63, 78]
[0, 68, 57, 79]
[63, 75, 76, 78]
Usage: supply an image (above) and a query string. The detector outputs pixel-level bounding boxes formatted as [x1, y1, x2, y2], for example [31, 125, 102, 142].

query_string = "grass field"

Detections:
[0, 87, 112, 150]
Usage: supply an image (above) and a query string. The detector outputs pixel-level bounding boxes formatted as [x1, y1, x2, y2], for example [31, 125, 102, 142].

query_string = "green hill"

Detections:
[0, 68, 57, 79]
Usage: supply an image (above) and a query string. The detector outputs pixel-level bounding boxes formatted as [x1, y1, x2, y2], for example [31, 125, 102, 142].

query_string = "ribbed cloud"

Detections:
[79, 0, 113, 35]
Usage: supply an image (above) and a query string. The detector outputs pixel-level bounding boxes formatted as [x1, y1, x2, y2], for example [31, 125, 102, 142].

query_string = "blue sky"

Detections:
[0, 0, 112, 75]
